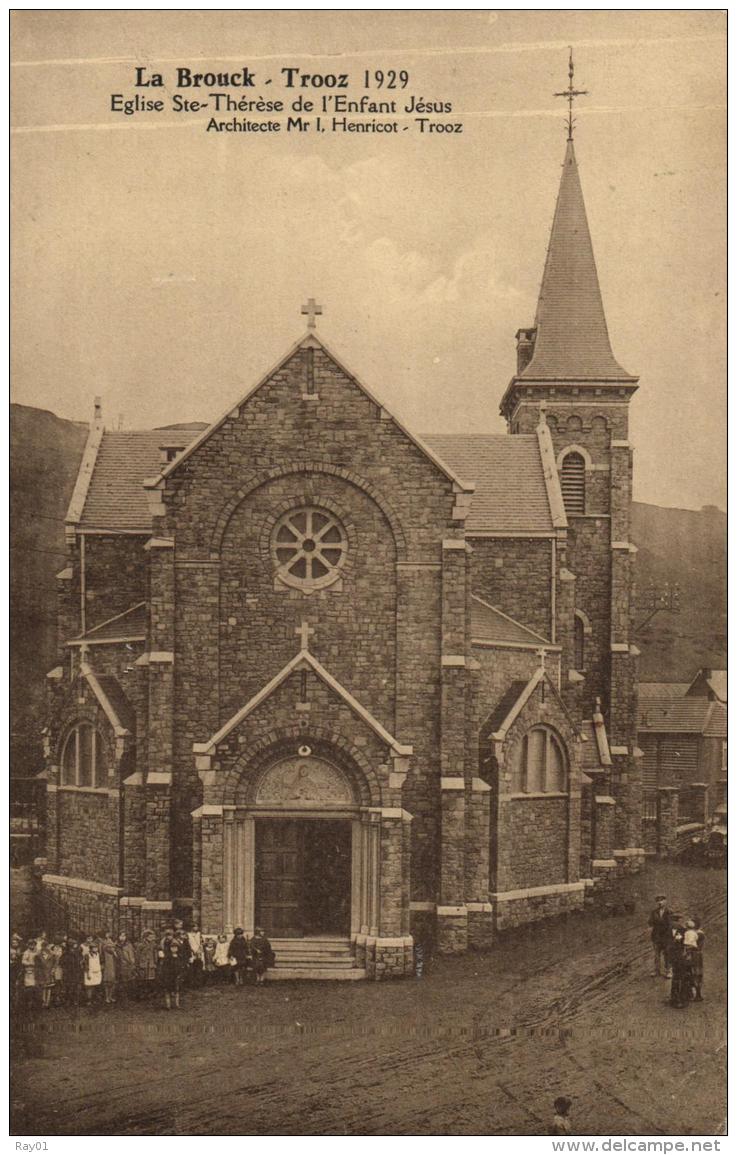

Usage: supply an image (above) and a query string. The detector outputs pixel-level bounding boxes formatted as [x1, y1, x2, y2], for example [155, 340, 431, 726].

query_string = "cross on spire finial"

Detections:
[296, 619, 315, 650]
[554, 47, 588, 142]
[301, 297, 323, 330]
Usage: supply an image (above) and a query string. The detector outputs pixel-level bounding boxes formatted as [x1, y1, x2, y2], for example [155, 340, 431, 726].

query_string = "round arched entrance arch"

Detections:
[221, 751, 381, 941]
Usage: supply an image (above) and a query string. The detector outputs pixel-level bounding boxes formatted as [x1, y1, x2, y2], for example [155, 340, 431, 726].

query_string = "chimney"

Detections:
[93, 396, 102, 423]
[516, 328, 537, 374]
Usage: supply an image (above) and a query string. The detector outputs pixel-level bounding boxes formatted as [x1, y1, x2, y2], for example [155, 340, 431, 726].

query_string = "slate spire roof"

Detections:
[521, 141, 634, 382]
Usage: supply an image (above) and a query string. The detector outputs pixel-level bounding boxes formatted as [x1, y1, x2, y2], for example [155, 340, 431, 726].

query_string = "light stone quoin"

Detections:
[44, 104, 644, 977]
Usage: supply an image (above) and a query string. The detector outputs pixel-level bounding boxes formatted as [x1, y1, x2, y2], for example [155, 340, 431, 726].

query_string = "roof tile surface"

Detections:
[471, 595, 550, 646]
[522, 141, 632, 381]
[78, 428, 555, 537]
[79, 429, 200, 530]
[425, 434, 554, 534]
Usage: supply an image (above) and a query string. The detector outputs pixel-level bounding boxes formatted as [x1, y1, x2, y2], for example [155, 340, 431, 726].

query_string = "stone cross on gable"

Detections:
[536, 647, 547, 671]
[301, 298, 323, 330]
[296, 620, 315, 650]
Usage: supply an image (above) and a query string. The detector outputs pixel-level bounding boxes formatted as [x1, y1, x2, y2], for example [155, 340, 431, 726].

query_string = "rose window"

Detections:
[272, 507, 347, 590]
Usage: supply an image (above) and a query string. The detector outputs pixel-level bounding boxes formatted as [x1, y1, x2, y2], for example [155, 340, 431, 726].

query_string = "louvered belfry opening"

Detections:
[561, 451, 585, 514]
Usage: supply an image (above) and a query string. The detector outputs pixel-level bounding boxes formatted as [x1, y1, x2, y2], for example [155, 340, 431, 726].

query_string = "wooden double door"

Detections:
[255, 818, 352, 938]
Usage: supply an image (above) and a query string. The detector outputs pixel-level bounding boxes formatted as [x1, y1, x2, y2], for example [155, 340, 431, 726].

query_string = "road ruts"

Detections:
[11, 868, 726, 1136]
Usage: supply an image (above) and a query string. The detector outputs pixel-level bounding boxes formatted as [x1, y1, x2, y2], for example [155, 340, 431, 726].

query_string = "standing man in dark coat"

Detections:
[648, 893, 673, 977]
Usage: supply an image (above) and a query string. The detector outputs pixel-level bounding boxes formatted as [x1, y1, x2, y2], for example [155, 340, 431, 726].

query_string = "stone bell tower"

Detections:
[499, 63, 642, 858]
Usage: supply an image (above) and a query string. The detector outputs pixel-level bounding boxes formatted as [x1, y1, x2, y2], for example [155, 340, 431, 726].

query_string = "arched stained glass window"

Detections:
[60, 723, 108, 788]
[510, 726, 568, 795]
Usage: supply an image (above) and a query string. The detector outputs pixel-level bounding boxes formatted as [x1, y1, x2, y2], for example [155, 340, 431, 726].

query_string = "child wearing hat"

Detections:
[551, 1097, 572, 1135]
[228, 927, 251, 987]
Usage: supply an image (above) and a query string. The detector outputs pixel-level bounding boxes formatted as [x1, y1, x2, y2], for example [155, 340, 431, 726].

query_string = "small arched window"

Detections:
[60, 723, 108, 788]
[510, 726, 568, 795]
[574, 614, 585, 671]
[561, 451, 586, 515]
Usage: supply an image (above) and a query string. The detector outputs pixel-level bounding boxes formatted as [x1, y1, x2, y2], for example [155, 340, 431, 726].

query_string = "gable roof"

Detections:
[74, 427, 203, 532]
[686, 669, 727, 703]
[79, 661, 134, 736]
[521, 141, 634, 382]
[193, 647, 412, 757]
[70, 602, 146, 645]
[639, 682, 691, 703]
[424, 434, 557, 534]
[483, 679, 531, 736]
[639, 696, 727, 737]
[471, 594, 552, 648]
[153, 332, 474, 494]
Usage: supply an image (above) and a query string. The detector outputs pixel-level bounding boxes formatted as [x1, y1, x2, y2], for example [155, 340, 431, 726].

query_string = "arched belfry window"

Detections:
[561, 451, 586, 515]
[510, 726, 568, 795]
[61, 722, 108, 788]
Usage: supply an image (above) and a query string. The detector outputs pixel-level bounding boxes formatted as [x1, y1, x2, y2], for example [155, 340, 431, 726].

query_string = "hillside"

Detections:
[631, 501, 727, 680]
[9, 403, 726, 774]
[10, 405, 88, 776]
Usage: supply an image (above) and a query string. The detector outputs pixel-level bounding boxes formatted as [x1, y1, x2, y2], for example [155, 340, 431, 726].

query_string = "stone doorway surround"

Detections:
[191, 750, 414, 979]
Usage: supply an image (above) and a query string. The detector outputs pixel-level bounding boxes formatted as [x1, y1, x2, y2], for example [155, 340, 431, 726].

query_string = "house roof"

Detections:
[639, 697, 728, 737]
[520, 141, 634, 382]
[70, 602, 146, 644]
[639, 683, 691, 703]
[471, 594, 552, 648]
[75, 428, 202, 531]
[424, 434, 556, 534]
[686, 668, 727, 703]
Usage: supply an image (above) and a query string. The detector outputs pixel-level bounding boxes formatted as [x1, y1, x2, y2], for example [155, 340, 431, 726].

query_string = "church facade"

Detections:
[41, 136, 644, 979]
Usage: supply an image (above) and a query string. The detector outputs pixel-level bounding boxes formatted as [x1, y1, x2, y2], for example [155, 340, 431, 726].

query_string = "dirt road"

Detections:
[11, 863, 726, 1136]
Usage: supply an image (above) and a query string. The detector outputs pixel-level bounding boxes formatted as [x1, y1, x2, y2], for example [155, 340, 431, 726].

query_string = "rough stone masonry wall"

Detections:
[566, 519, 611, 717]
[56, 788, 119, 885]
[492, 683, 577, 895]
[470, 538, 553, 641]
[157, 346, 460, 907]
[48, 690, 123, 888]
[495, 885, 585, 932]
[76, 534, 148, 633]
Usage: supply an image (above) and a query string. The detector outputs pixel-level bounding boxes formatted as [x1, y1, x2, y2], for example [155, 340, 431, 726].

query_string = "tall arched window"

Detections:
[60, 723, 108, 788]
[561, 451, 586, 515]
[510, 726, 568, 794]
[574, 614, 585, 671]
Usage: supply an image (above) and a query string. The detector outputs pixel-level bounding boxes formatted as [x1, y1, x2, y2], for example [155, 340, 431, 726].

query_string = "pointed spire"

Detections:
[521, 141, 632, 381]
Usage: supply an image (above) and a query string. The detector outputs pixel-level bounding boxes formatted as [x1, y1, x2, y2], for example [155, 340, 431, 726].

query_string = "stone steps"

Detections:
[269, 937, 361, 978]
[267, 967, 367, 981]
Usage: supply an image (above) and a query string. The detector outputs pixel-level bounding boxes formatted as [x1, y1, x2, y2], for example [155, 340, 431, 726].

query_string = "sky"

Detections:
[10, 11, 726, 511]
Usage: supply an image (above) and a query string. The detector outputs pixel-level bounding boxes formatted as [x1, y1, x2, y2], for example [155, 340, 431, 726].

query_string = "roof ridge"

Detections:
[152, 332, 474, 494]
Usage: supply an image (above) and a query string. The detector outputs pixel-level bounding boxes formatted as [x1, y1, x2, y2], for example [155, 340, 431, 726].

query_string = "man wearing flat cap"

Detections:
[648, 893, 673, 977]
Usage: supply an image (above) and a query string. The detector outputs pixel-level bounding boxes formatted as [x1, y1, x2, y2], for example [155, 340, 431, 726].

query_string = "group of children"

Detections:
[10, 920, 276, 1012]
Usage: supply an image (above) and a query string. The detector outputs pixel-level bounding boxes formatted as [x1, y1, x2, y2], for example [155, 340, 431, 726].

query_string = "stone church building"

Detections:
[42, 136, 644, 979]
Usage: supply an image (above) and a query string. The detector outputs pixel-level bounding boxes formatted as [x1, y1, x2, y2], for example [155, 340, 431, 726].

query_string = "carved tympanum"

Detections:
[255, 756, 355, 805]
